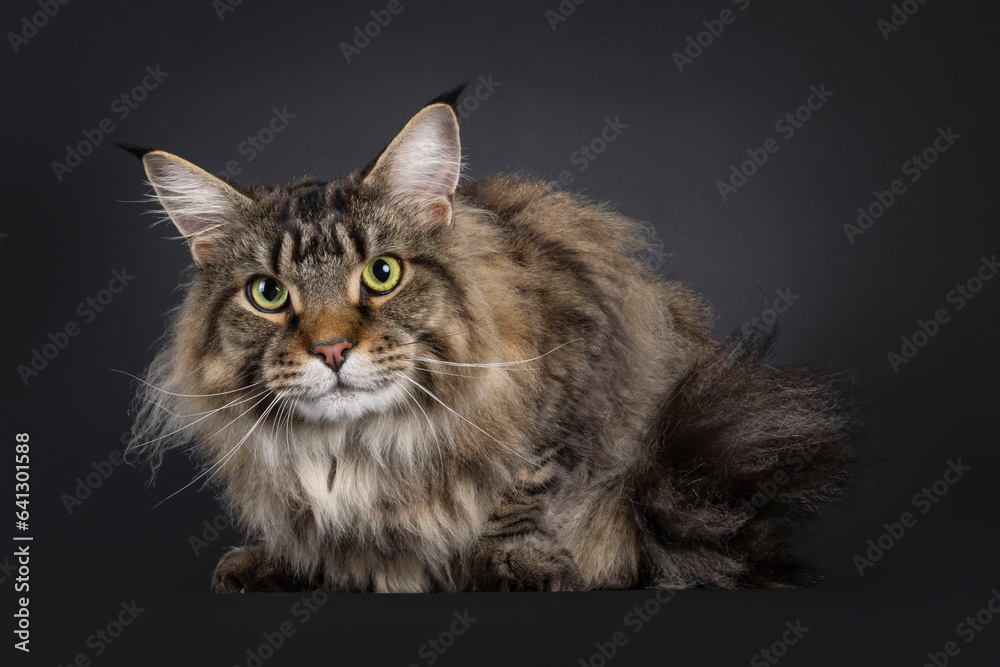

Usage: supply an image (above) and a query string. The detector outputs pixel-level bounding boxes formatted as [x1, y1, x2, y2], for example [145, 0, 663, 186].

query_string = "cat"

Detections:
[123, 88, 852, 593]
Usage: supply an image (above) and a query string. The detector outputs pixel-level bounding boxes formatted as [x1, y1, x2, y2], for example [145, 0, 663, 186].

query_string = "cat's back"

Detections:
[458, 174, 652, 262]
[458, 173, 715, 362]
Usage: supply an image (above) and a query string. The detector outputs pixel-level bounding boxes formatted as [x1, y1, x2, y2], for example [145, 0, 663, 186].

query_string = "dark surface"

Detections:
[2, 0, 997, 665]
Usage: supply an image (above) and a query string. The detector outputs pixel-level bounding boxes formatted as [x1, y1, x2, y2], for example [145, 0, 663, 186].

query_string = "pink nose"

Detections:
[311, 341, 354, 372]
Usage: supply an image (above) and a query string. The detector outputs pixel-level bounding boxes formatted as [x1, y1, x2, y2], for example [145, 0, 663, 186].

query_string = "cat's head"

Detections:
[133, 99, 475, 424]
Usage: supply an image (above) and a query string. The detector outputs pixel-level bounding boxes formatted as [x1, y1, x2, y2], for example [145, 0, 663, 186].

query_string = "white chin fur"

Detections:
[291, 356, 402, 422]
[294, 384, 400, 422]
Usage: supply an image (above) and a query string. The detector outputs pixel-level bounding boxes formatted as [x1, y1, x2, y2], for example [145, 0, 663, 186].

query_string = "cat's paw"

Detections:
[211, 543, 311, 593]
[470, 536, 586, 592]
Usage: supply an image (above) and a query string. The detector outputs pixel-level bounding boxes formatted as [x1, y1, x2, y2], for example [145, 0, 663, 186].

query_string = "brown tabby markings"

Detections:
[128, 97, 850, 592]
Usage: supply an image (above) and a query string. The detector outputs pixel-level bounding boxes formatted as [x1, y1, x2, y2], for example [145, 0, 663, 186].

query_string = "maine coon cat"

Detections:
[125, 89, 851, 592]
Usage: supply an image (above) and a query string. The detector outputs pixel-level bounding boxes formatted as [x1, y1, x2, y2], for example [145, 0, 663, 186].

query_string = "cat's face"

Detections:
[140, 103, 466, 422]
[203, 187, 454, 422]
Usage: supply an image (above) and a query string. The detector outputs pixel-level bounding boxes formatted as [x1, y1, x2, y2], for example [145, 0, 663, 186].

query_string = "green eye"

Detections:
[248, 275, 289, 312]
[361, 256, 402, 294]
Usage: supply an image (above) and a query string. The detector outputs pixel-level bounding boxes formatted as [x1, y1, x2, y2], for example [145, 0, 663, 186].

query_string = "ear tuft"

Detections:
[139, 150, 251, 265]
[362, 103, 462, 226]
[424, 83, 467, 110]
[115, 142, 158, 161]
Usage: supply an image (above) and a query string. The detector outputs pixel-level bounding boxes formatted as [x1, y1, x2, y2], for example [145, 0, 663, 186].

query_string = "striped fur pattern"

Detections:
[126, 95, 851, 592]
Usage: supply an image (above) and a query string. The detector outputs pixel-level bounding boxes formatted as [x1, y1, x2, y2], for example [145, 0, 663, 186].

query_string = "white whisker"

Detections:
[209, 393, 284, 486]
[413, 360, 539, 371]
[153, 392, 283, 508]
[398, 382, 445, 481]
[112, 368, 265, 397]
[140, 387, 267, 419]
[270, 398, 290, 445]
[393, 372, 539, 469]
[139, 397, 183, 417]
[133, 388, 270, 449]
[179, 390, 273, 454]
[412, 338, 583, 369]
[413, 365, 504, 379]
[283, 398, 298, 461]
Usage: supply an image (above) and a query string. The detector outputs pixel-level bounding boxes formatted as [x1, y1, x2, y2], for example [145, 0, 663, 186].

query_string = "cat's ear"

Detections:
[361, 102, 462, 226]
[134, 148, 252, 265]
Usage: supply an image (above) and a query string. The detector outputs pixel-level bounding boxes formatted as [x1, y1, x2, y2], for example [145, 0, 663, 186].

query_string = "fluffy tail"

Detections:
[631, 329, 855, 588]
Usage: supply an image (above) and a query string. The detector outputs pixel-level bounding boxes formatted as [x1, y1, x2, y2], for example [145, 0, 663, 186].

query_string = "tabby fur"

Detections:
[125, 91, 851, 592]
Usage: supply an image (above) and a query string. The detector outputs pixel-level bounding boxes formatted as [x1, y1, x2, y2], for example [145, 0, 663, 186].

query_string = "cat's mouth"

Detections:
[302, 381, 372, 403]
[326, 383, 368, 395]
[320, 374, 388, 395]
[276, 354, 401, 422]
[292, 378, 399, 422]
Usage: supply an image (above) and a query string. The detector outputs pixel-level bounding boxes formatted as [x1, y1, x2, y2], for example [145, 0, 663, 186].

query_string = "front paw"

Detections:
[211, 543, 311, 593]
[471, 535, 586, 592]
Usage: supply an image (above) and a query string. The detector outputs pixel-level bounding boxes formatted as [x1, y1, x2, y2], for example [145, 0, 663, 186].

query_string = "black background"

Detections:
[3, 0, 998, 665]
